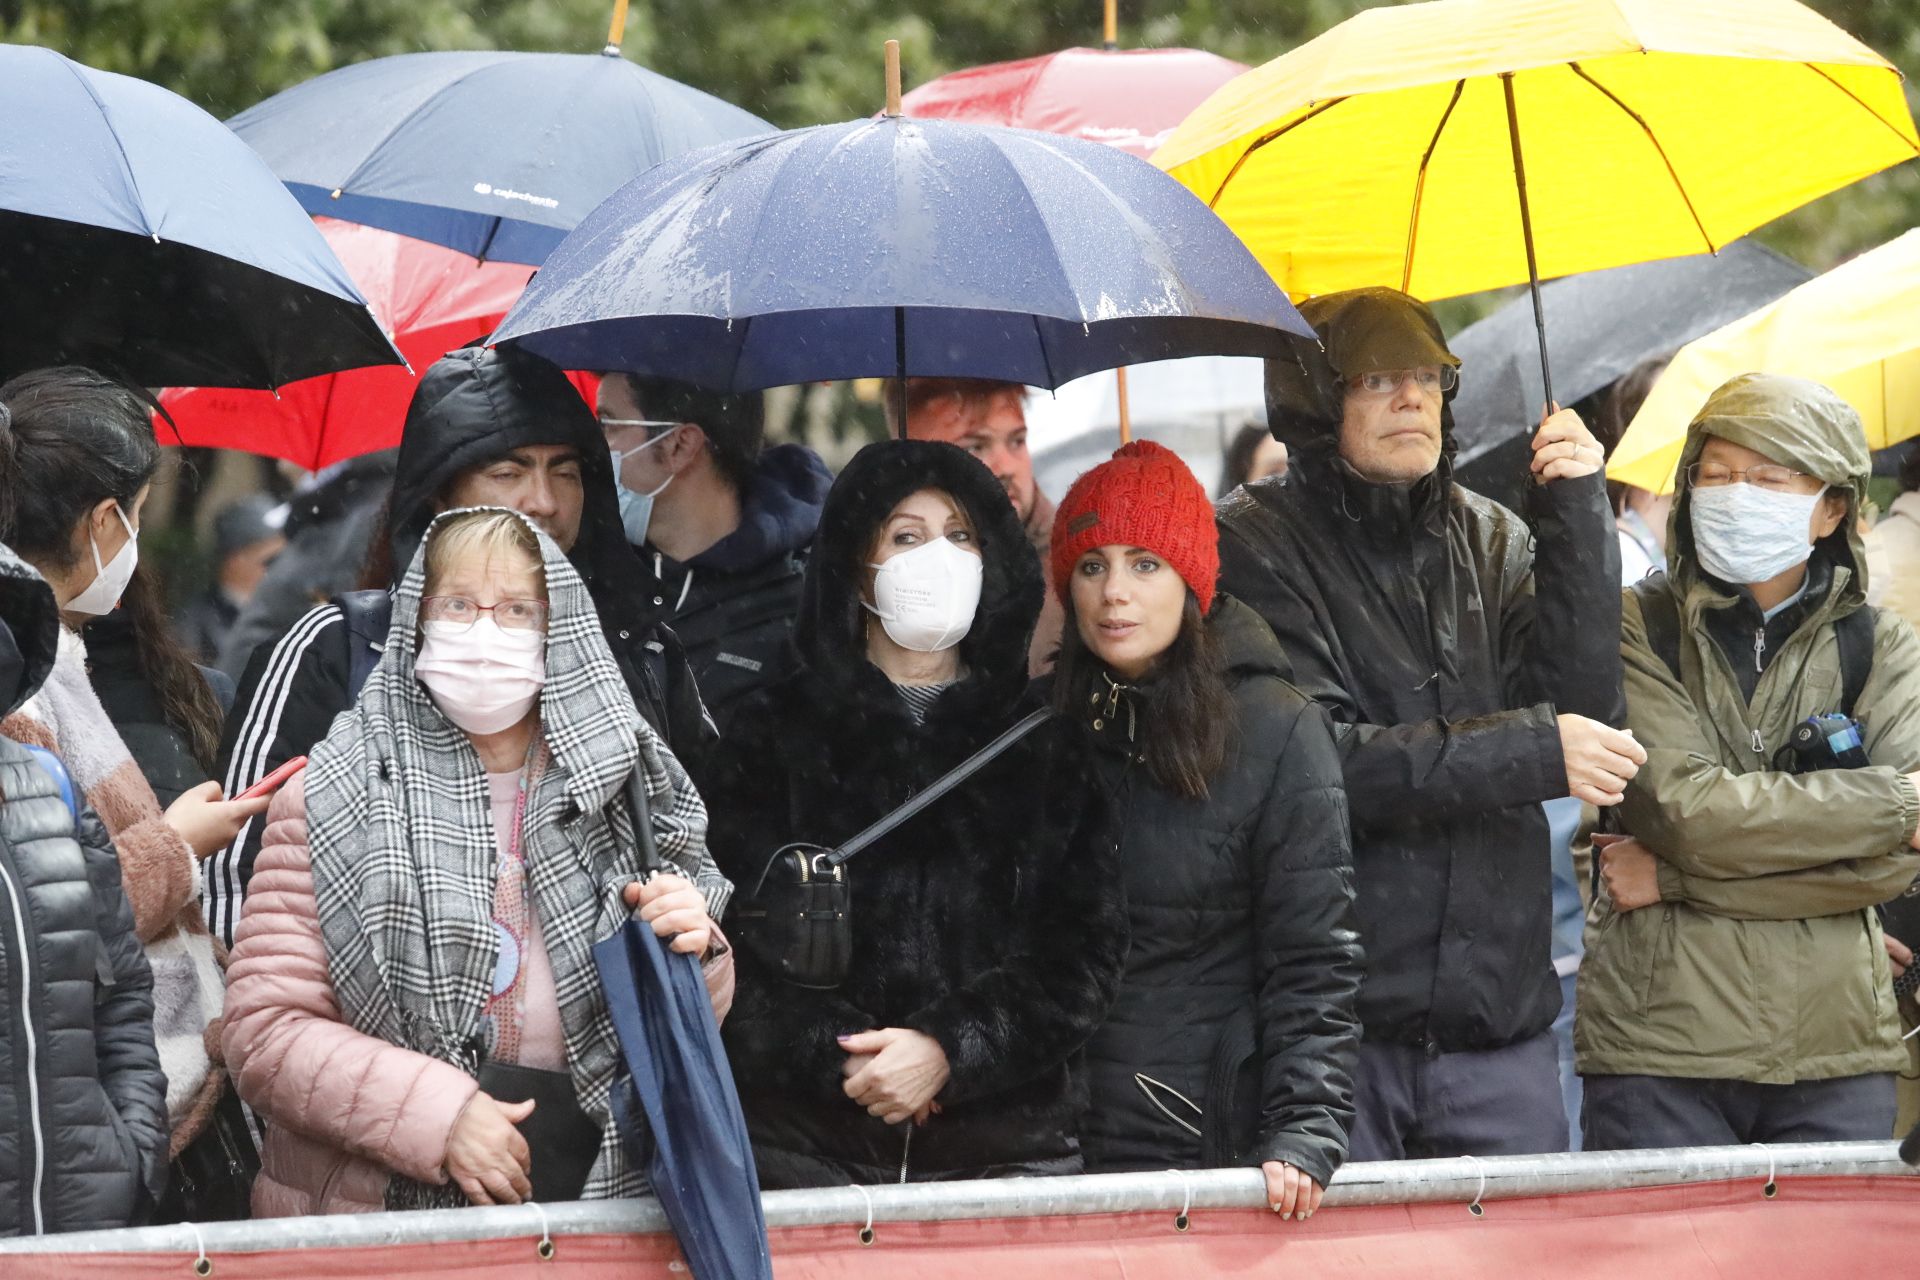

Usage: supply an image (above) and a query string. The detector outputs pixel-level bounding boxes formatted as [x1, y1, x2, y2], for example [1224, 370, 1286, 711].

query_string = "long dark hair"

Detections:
[1051, 587, 1232, 798]
[0, 366, 160, 572]
[115, 564, 226, 774]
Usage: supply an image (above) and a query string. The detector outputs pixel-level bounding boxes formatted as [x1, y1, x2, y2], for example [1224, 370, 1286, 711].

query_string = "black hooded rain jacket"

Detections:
[1215, 289, 1624, 1054]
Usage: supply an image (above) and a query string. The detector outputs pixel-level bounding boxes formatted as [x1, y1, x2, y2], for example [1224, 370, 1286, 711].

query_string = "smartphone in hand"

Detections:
[235, 755, 308, 802]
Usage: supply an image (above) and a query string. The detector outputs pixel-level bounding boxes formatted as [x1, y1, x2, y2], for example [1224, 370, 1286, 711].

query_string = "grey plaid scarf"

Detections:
[306, 508, 728, 1206]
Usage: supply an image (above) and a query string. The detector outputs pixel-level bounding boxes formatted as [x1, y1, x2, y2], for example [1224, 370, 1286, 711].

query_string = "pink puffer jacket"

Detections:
[225, 775, 736, 1217]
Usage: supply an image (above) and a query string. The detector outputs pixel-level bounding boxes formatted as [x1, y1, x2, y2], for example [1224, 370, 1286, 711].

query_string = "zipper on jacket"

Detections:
[1751, 728, 1765, 756]
[897, 1123, 913, 1184]
[0, 845, 46, 1233]
[1753, 626, 1766, 674]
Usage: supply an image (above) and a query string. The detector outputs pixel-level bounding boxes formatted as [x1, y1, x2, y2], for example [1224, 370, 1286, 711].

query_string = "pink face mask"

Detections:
[414, 617, 546, 735]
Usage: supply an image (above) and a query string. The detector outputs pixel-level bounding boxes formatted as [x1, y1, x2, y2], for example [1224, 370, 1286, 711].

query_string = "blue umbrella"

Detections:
[594, 924, 771, 1279]
[592, 768, 770, 1280]
[491, 114, 1315, 394]
[0, 44, 400, 388]
[228, 50, 773, 266]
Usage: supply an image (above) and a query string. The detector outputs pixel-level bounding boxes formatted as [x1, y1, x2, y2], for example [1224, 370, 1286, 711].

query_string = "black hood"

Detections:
[794, 439, 1041, 721]
[0, 542, 60, 716]
[387, 345, 658, 628]
[1262, 288, 1463, 533]
[1264, 287, 1461, 458]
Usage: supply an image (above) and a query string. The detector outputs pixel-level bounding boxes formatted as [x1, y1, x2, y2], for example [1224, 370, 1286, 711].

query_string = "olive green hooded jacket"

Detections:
[1576, 373, 1920, 1084]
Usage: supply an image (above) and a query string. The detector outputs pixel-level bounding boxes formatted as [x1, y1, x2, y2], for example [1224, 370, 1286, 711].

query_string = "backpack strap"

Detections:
[1835, 604, 1876, 718]
[21, 744, 79, 824]
[330, 589, 391, 701]
[1628, 572, 1685, 685]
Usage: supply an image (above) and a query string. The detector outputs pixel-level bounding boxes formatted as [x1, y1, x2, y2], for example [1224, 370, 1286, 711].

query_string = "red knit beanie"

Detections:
[1050, 440, 1219, 614]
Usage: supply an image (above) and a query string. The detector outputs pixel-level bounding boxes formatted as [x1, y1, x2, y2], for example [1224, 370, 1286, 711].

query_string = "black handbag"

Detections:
[729, 707, 1051, 990]
[475, 1061, 601, 1202]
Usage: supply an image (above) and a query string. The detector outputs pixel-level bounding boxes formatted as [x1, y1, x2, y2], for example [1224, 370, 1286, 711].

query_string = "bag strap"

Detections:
[1629, 572, 1684, 685]
[822, 707, 1052, 870]
[21, 745, 79, 824]
[1836, 604, 1876, 717]
[330, 589, 391, 701]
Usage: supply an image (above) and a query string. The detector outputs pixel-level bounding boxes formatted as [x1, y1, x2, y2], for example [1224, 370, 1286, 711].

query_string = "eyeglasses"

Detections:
[1347, 366, 1458, 397]
[421, 596, 550, 633]
[1685, 462, 1817, 493]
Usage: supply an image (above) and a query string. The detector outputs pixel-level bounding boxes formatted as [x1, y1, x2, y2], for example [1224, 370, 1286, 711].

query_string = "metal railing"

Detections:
[1, 1140, 1910, 1257]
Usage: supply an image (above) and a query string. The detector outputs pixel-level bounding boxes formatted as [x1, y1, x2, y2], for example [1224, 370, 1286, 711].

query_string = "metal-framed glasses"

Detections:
[598, 416, 682, 438]
[421, 596, 550, 633]
[1348, 366, 1458, 397]
[1684, 462, 1816, 493]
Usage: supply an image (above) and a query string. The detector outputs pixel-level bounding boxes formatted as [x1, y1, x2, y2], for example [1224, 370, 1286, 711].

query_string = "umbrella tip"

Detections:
[884, 39, 902, 117]
[1103, 0, 1119, 49]
[330, 188, 342, 199]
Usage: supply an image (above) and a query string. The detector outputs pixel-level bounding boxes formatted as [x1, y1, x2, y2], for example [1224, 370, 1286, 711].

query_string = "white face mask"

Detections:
[609, 426, 678, 547]
[65, 502, 139, 618]
[1689, 481, 1827, 586]
[414, 617, 546, 735]
[863, 535, 983, 652]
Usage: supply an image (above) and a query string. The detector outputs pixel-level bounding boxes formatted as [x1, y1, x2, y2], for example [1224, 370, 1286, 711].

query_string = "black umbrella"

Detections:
[0, 45, 400, 389]
[1450, 240, 1811, 509]
[593, 772, 772, 1280]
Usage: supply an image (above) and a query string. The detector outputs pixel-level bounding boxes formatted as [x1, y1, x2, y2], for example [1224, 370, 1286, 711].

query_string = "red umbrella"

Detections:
[159, 218, 594, 469]
[900, 13, 1247, 439]
[900, 45, 1246, 161]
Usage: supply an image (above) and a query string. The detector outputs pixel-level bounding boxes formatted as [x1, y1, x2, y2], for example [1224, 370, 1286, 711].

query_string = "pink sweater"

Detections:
[226, 775, 736, 1216]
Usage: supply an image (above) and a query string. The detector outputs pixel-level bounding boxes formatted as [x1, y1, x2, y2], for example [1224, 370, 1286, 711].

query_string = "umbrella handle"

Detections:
[885, 40, 903, 117]
[1115, 367, 1133, 444]
[1501, 73, 1554, 413]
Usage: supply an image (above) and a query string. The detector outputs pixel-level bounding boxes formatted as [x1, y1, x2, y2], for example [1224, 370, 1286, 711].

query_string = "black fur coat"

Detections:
[706, 440, 1127, 1187]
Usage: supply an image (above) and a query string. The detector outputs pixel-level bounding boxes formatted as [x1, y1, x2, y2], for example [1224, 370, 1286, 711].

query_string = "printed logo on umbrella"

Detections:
[471, 182, 560, 210]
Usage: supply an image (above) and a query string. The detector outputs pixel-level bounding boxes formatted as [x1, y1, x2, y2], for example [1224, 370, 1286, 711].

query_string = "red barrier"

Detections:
[9, 1176, 1915, 1279]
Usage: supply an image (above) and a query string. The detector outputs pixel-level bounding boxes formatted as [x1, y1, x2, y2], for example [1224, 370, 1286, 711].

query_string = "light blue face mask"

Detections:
[1689, 479, 1826, 585]
[607, 424, 679, 547]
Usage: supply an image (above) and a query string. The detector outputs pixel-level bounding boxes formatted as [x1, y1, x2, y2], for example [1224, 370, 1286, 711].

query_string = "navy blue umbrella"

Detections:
[491, 114, 1315, 394]
[228, 50, 773, 266]
[0, 45, 400, 388]
[593, 768, 771, 1280]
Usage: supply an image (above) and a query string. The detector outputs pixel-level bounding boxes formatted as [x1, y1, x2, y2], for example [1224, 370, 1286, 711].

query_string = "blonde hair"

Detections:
[422, 510, 546, 600]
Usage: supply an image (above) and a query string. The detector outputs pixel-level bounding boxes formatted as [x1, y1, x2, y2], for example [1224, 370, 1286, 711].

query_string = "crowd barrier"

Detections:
[1, 1141, 1911, 1277]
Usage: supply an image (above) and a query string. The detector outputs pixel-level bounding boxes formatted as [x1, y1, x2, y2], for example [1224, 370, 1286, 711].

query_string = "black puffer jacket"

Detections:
[207, 347, 712, 945]
[706, 440, 1127, 1187]
[1077, 596, 1361, 1187]
[0, 547, 168, 1235]
[639, 444, 831, 735]
[1216, 296, 1624, 1054]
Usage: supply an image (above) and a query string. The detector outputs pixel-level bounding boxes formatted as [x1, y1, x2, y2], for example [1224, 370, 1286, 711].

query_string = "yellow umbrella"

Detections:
[1154, 0, 1919, 406]
[1608, 228, 1920, 493]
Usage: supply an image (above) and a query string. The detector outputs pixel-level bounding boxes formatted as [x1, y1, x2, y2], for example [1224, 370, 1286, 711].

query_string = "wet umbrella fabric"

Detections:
[0, 45, 399, 388]
[158, 219, 544, 469]
[494, 115, 1314, 391]
[228, 50, 773, 266]
[1451, 241, 1812, 508]
[593, 768, 770, 1280]
[901, 46, 1246, 160]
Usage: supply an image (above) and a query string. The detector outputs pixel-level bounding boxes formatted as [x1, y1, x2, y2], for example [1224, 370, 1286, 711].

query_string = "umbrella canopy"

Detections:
[0, 44, 400, 388]
[228, 49, 774, 266]
[159, 219, 543, 469]
[595, 919, 771, 1280]
[494, 115, 1315, 392]
[1609, 228, 1920, 494]
[901, 45, 1247, 160]
[1154, 0, 1918, 302]
[1027, 355, 1264, 495]
[1452, 240, 1812, 506]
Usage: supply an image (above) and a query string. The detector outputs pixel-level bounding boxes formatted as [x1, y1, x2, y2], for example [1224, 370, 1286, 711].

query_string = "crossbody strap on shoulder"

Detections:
[823, 707, 1053, 870]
